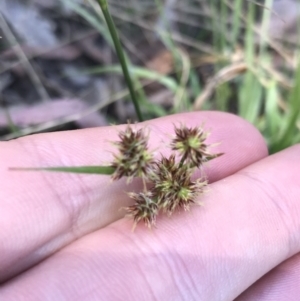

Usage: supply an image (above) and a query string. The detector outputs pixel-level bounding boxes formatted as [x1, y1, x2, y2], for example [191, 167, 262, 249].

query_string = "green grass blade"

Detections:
[189, 69, 202, 102]
[264, 81, 281, 141]
[219, 0, 228, 52]
[258, 0, 273, 60]
[61, 0, 111, 43]
[62, 0, 143, 121]
[10, 166, 115, 175]
[80, 65, 179, 93]
[238, 1, 262, 124]
[271, 59, 300, 152]
[231, 0, 243, 49]
[238, 71, 263, 124]
[96, 0, 143, 121]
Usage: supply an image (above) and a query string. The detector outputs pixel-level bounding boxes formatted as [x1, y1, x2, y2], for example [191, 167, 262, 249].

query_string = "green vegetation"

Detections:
[7, 0, 300, 229]
[4, 0, 300, 153]
[87, 0, 300, 153]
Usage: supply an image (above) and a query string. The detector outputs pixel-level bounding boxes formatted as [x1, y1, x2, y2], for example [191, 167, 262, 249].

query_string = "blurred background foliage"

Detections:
[0, 0, 299, 153]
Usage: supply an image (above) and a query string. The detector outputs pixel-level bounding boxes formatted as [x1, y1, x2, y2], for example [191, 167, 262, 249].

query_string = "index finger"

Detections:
[0, 111, 267, 281]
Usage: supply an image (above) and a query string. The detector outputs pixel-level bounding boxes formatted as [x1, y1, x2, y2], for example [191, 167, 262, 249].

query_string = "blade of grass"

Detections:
[238, 1, 262, 124]
[71, 0, 151, 116]
[210, 0, 219, 53]
[76, 64, 175, 116]
[239, 71, 263, 124]
[271, 59, 300, 152]
[231, 0, 243, 49]
[215, 82, 232, 112]
[0, 13, 49, 102]
[79, 65, 179, 93]
[154, 0, 190, 112]
[220, 0, 228, 52]
[96, 0, 143, 121]
[10, 166, 115, 175]
[264, 80, 282, 147]
[189, 68, 202, 105]
[61, 0, 111, 42]
[258, 0, 274, 60]
[173, 48, 191, 112]
[62, 0, 150, 121]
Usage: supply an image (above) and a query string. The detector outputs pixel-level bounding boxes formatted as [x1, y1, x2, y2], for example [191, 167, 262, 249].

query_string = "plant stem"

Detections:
[10, 165, 115, 175]
[96, 0, 143, 121]
[179, 153, 187, 168]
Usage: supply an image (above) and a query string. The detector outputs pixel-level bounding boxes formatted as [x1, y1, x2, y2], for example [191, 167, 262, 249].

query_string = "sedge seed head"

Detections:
[110, 124, 221, 229]
[111, 125, 154, 181]
[176, 178, 207, 211]
[171, 125, 222, 168]
[125, 191, 158, 228]
[153, 155, 207, 214]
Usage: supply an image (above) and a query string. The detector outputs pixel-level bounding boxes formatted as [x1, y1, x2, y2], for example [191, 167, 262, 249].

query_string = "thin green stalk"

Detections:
[179, 153, 187, 169]
[271, 58, 300, 153]
[96, 0, 143, 121]
[10, 166, 115, 175]
[231, 0, 242, 49]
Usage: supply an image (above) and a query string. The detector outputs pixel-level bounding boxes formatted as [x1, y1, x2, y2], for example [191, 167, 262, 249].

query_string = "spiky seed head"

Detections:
[114, 126, 148, 155]
[176, 178, 207, 211]
[111, 125, 155, 181]
[110, 124, 221, 228]
[125, 191, 159, 228]
[153, 155, 207, 215]
[171, 125, 223, 168]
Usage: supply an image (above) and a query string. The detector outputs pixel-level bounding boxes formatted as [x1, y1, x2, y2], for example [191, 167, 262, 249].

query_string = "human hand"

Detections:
[0, 111, 299, 300]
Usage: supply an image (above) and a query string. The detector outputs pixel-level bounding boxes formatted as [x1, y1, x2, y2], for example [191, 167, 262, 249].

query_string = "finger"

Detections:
[0, 111, 267, 282]
[2, 145, 299, 300]
[235, 253, 300, 301]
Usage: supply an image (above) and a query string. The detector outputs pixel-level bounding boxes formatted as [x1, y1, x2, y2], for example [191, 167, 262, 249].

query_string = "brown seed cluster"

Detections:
[152, 155, 207, 214]
[111, 125, 154, 181]
[126, 191, 158, 229]
[111, 124, 223, 228]
[171, 125, 223, 168]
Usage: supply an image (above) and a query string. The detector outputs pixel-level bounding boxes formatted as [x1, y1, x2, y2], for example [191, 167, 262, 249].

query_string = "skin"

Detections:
[0, 111, 299, 300]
